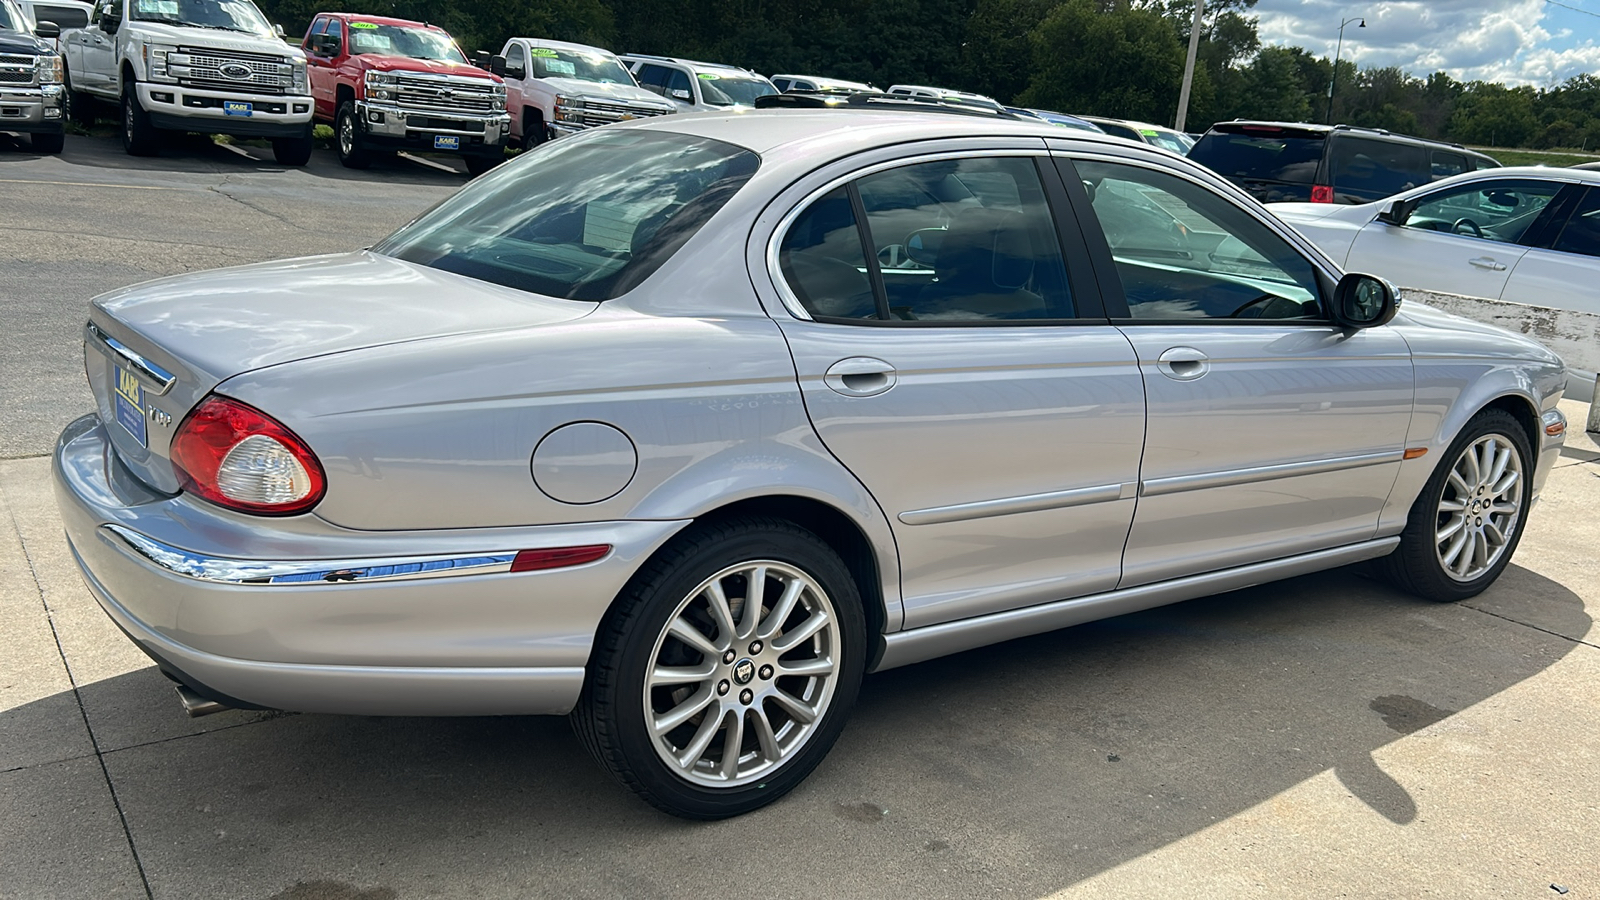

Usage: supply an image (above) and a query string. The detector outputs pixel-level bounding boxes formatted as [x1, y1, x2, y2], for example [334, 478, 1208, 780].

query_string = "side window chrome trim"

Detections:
[766, 149, 1054, 323]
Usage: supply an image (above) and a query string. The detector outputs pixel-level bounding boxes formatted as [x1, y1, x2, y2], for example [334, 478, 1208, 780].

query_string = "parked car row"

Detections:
[0, 0, 68, 153]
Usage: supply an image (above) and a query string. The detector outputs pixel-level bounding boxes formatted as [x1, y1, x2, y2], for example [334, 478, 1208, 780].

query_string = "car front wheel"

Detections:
[572, 518, 866, 819]
[121, 84, 159, 156]
[1376, 408, 1533, 601]
[335, 101, 370, 169]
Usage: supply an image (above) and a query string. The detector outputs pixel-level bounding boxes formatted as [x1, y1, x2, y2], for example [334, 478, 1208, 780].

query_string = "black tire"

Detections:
[572, 517, 867, 819]
[121, 82, 159, 157]
[31, 130, 65, 154]
[334, 101, 370, 169]
[64, 66, 95, 126]
[522, 107, 546, 148]
[464, 150, 501, 177]
[271, 127, 314, 166]
[1373, 408, 1534, 602]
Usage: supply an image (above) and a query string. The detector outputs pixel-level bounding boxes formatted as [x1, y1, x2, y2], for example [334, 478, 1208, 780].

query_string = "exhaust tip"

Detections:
[175, 684, 230, 718]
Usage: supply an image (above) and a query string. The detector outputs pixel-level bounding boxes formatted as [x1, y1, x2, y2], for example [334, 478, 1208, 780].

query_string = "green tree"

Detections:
[1019, 0, 1185, 122]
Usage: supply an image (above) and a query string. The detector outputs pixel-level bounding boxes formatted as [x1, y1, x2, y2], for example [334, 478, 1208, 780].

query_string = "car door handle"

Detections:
[824, 357, 897, 397]
[1156, 347, 1209, 381]
[1468, 257, 1507, 271]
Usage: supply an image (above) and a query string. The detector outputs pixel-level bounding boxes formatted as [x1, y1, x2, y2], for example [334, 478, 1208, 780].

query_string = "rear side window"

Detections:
[1432, 151, 1467, 179]
[1188, 131, 1324, 185]
[1552, 187, 1600, 258]
[376, 131, 759, 301]
[1329, 136, 1429, 203]
[32, 4, 89, 28]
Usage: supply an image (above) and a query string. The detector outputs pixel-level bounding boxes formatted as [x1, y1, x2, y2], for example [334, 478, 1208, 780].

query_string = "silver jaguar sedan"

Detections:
[56, 109, 1568, 819]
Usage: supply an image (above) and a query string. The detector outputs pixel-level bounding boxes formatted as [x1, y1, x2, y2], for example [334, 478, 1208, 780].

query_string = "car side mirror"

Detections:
[671, 88, 691, 101]
[1331, 273, 1398, 330]
[101, 10, 120, 33]
[505, 62, 525, 80]
[34, 20, 60, 39]
[273, 23, 285, 37]
[1375, 198, 1413, 226]
[489, 54, 507, 77]
[312, 33, 340, 56]
[904, 227, 946, 268]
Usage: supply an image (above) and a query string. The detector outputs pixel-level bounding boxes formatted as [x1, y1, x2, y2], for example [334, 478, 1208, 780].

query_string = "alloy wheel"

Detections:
[643, 560, 840, 788]
[1434, 433, 1524, 582]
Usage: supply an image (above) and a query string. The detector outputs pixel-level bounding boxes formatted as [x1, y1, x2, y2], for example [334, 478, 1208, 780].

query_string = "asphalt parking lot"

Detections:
[3, 135, 1600, 900]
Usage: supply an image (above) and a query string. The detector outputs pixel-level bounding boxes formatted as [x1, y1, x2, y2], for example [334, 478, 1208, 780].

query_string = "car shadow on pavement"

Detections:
[1, 563, 1587, 898]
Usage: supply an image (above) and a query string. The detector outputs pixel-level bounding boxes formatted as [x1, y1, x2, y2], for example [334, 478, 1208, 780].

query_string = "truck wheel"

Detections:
[571, 518, 866, 819]
[120, 84, 159, 156]
[64, 67, 95, 126]
[1372, 408, 1533, 602]
[335, 101, 370, 169]
[464, 151, 501, 177]
[523, 107, 547, 147]
[272, 127, 314, 166]
[31, 131, 65, 154]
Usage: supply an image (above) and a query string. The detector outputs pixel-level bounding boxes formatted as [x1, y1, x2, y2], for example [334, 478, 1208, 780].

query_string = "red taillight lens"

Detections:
[1311, 184, 1334, 203]
[511, 545, 612, 572]
[170, 395, 326, 516]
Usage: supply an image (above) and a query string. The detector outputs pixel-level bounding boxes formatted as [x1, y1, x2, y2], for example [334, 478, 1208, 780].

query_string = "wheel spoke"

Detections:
[1487, 443, 1511, 486]
[1471, 531, 1490, 571]
[1461, 445, 1481, 489]
[750, 705, 782, 763]
[1484, 520, 1507, 548]
[650, 661, 716, 688]
[1442, 528, 1471, 566]
[769, 688, 819, 725]
[668, 617, 721, 659]
[1447, 469, 1473, 498]
[1438, 498, 1467, 513]
[772, 609, 830, 653]
[675, 706, 727, 769]
[758, 576, 806, 640]
[1491, 469, 1520, 499]
[1436, 515, 1466, 544]
[719, 709, 746, 780]
[776, 656, 836, 679]
[654, 685, 715, 736]
[1488, 501, 1519, 516]
[738, 566, 766, 640]
[702, 579, 738, 648]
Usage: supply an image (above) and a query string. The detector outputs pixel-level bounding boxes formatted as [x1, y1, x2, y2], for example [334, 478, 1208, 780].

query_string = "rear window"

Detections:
[1329, 136, 1429, 203]
[1188, 130, 1324, 185]
[31, 3, 89, 28]
[375, 131, 759, 301]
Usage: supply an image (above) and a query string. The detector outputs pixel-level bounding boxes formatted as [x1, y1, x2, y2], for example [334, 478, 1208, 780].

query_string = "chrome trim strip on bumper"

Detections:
[899, 482, 1134, 526]
[86, 323, 176, 395]
[1139, 450, 1404, 498]
[874, 536, 1401, 671]
[104, 524, 519, 586]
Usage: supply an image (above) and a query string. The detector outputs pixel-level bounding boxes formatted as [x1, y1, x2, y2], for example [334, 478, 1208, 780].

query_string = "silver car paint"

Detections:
[55, 111, 1568, 716]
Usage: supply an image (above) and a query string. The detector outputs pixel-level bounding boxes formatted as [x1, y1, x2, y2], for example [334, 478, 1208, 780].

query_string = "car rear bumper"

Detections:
[0, 84, 64, 133]
[53, 414, 687, 715]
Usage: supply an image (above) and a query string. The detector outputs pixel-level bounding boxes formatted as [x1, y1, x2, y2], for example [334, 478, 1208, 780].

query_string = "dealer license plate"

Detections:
[433, 135, 460, 150]
[112, 364, 148, 447]
[223, 101, 253, 117]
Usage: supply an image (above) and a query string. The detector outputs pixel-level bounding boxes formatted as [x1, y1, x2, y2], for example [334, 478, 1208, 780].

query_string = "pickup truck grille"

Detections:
[573, 100, 669, 128]
[392, 73, 497, 115]
[0, 54, 36, 86]
[170, 47, 294, 95]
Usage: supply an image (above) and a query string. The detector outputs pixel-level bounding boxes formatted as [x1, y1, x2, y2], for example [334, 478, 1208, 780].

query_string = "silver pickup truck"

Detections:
[0, 0, 65, 152]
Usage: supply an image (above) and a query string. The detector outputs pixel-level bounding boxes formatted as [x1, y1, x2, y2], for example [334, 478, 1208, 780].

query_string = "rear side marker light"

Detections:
[511, 545, 611, 572]
[1311, 185, 1334, 203]
[171, 395, 326, 516]
[1403, 448, 1429, 460]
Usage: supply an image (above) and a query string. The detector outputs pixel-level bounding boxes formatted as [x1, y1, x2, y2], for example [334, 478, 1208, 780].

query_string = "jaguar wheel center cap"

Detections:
[732, 658, 756, 686]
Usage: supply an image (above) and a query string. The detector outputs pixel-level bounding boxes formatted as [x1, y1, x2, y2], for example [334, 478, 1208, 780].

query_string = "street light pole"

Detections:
[1326, 15, 1365, 125]
[1175, 0, 1204, 132]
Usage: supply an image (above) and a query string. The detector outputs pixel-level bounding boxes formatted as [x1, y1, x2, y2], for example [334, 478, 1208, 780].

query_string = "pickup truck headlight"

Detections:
[554, 94, 586, 122]
[491, 82, 506, 111]
[37, 54, 64, 85]
[289, 57, 308, 95]
[143, 43, 178, 82]
[364, 69, 397, 101]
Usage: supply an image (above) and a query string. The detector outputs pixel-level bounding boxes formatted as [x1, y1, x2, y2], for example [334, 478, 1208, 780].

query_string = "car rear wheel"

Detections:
[121, 84, 159, 157]
[572, 518, 865, 819]
[335, 101, 370, 169]
[64, 66, 94, 126]
[271, 126, 314, 166]
[522, 107, 546, 148]
[464, 151, 501, 177]
[1375, 408, 1532, 602]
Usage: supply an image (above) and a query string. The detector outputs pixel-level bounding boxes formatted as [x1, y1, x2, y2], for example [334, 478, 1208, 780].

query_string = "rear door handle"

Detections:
[1156, 346, 1209, 381]
[824, 357, 897, 397]
[1468, 257, 1508, 271]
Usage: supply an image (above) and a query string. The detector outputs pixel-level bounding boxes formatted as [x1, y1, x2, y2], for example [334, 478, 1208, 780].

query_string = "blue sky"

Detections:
[1252, 0, 1600, 86]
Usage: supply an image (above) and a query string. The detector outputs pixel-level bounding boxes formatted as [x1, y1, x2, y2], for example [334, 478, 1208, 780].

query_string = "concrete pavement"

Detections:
[1, 406, 1594, 899]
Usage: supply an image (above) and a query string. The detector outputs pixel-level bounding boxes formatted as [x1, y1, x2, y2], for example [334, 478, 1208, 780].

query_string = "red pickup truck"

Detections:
[301, 12, 510, 175]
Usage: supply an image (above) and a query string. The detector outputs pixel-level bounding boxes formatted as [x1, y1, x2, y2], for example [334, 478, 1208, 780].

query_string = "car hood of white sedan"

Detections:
[91, 251, 597, 382]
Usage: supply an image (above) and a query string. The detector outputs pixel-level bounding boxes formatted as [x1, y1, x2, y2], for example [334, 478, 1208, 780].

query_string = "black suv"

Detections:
[1188, 121, 1499, 204]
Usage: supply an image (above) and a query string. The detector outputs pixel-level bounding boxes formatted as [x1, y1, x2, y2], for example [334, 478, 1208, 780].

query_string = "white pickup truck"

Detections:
[498, 38, 673, 147]
[62, 0, 312, 163]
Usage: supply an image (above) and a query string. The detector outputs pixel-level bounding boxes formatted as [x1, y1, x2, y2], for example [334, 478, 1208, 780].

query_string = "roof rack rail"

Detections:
[754, 90, 1026, 119]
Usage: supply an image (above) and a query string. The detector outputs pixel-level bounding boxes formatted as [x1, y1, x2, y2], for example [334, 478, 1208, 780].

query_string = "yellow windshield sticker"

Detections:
[530, 48, 558, 57]
[349, 21, 378, 28]
[697, 72, 718, 79]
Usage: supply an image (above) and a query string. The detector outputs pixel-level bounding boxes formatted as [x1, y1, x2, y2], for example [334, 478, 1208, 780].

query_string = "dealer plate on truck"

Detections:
[433, 135, 460, 150]
[112, 364, 147, 447]
[223, 101, 253, 117]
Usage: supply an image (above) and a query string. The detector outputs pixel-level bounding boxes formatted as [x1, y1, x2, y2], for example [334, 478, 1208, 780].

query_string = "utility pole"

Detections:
[1175, 0, 1203, 132]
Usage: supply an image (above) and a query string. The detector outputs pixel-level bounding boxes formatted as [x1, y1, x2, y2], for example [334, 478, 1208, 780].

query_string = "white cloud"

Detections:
[1251, 0, 1600, 85]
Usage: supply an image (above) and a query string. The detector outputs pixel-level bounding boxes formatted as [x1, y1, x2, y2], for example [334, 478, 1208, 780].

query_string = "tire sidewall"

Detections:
[604, 526, 866, 818]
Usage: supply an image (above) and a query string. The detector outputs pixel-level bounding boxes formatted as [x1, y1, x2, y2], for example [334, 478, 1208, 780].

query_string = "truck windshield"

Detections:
[374, 130, 760, 301]
[530, 48, 632, 84]
[698, 74, 775, 107]
[128, 0, 273, 36]
[346, 22, 466, 63]
[0, 1, 20, 31]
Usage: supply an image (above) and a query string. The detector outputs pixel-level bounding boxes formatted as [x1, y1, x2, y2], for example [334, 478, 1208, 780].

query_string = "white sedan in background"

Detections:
[1270, 167, 1600, 315]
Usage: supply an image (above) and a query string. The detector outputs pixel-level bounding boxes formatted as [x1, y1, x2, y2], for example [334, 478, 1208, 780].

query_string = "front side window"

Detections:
[129, 0, 273, 37]
[1405, 179, 1563, 245]
[505, 42, 525, 72]
[635, 64, 668, 91]
[1330, 136, 1430, 203]
[345, 21, 465, 63]
[1078, 160, 1323, 320]
[665, 68, 692, 101]
[376, 131, 759, 301]
[779, 156, 1074, 322]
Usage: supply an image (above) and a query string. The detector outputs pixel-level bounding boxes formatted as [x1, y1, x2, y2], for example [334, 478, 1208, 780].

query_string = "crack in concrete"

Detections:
[0, 477, 156, 900]
[1461, 602, 1600, 651]
[207, 175, 312, 232]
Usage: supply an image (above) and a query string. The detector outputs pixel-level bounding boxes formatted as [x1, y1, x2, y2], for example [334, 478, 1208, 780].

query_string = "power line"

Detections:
[1545, 0, 1600, 19]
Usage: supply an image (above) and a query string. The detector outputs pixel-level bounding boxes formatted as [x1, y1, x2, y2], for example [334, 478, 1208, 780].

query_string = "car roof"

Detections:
[622, 54, 760, 75]
[518, 37, 618, 56]
[325, 12, 446, 30]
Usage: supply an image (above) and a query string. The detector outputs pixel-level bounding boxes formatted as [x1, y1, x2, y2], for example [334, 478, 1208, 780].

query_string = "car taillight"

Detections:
[1311, 184, 1334, 203]
[170, 395, 326, 516]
